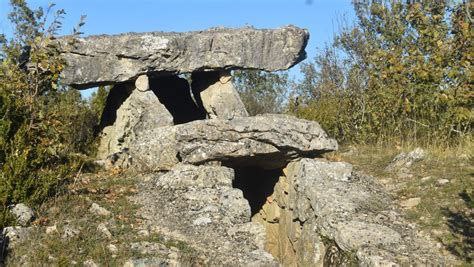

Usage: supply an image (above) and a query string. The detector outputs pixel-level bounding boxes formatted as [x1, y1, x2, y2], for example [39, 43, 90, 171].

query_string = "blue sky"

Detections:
[0, 0, 355, 96]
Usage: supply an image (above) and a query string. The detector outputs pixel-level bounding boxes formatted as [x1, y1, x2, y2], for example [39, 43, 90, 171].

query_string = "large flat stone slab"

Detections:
[59, 26, 309, 89]
[130, 114, 337, 170]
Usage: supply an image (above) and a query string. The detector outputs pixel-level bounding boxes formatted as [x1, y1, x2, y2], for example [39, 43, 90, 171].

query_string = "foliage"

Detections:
[233, 70, 289, 115]
[291, 0, 473, 144]
[0, 1, 95, 228]
[90, 85, 110, 123]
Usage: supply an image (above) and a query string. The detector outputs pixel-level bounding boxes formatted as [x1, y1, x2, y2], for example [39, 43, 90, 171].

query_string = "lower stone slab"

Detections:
[131, 164, 277, 265]
[129, 114, 337, 171]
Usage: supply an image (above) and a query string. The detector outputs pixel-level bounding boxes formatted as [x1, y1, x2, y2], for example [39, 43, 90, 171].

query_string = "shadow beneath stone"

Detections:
[230, 166, 282, 217]
[150, 75, 206, 125]
[190, 71, 219, 115]
[0, 231, 8, 266]
[97, 82, 134, 132]
[440, 190, 473, 263]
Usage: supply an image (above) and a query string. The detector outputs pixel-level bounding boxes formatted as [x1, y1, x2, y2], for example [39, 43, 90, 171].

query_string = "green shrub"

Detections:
[233, 70, 289, 115]
[291, 0, 473, 145]
[0, 1, 95, 228]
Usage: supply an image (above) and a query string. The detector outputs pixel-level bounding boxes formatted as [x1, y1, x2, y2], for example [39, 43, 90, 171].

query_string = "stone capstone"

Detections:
[130, 114, 338, 170]
[58, 26, 309, 89]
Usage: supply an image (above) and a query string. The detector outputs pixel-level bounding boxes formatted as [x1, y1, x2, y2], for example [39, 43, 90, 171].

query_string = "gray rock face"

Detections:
[2, 227, 33, 248]
[191, 71, 249, 119]
[130, 114, 337, 170]
[97, 84, 174, 164]
[10, 204, 34, 226]
[132, 164, 277, 266]
[59, 26, 309, 89]
[255, 158, 449, 266]
[386, 147, 426, 171]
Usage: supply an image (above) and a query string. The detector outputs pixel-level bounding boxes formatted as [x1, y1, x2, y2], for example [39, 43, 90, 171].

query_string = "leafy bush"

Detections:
[291, 1, 473, 144]
[0, 1, 96, 228]
[233, 70, 289, 115]
[90, 86, 110, 123]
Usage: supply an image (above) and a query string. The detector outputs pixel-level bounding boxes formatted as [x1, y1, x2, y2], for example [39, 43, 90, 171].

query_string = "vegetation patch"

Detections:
[332, 139, 473, 263]
[4, 171, 197, 265]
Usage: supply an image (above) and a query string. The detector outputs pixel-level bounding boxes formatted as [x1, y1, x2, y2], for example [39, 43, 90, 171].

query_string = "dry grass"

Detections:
[5, 171, 197, 266]
[329, 137, 473, 264]
[5, 138, 473, 265]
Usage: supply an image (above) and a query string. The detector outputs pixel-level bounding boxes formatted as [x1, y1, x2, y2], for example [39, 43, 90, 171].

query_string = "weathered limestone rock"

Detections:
[192, 71, 248, 119]
[255, 158, 449, 266]
[2, 227, 33, 248]
[130, 114, 337, 170]
[400, 197, 421, 208]
[89, 203, 111, 217]
[59, 26, 309, 89]
[10, 203, 34, 226]
[132, 164, 277, 265]
[134, 74, 149, 92]
[97, 83, 174, 163]
[386, 147, 426, 171]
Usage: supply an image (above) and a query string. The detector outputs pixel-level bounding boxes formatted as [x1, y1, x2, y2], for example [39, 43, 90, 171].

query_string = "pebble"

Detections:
[138, 229, 150, 237]
[62, 226, 80, 239]
[83, 259, 98, 267]
[45, 225, 57, 235]
[437, 179, 449, 185]
[107, 244, 118, 254]
[400, 197, 421, 208]
[97, 223, 112, 239]
[89, 203, 111, 217]
[421, 176, 432, 182]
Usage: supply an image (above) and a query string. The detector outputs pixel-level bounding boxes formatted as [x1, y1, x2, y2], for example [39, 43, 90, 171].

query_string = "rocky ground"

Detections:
[2, 144, 470, 266]
[1, 171, 199, 266]
[334, 143, 473, 264]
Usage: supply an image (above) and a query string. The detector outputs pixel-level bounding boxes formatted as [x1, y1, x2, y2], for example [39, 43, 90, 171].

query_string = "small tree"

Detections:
[90, 85, 110, 122]
[292, 0, 473, 144]
[0, 1, 93, 227]
[233, 70, 289, 115]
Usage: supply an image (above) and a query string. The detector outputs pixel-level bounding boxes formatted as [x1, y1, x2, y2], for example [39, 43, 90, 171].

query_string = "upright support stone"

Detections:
[192, 71, 248, 119]
[97, 81, 174, 167]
